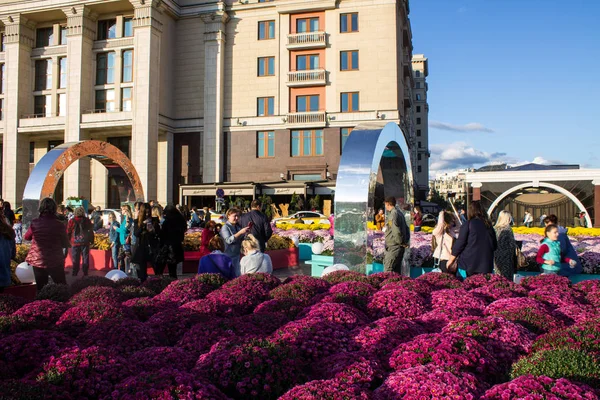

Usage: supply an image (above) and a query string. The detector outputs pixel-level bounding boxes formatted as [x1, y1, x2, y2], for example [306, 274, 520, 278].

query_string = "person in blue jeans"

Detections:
[66, 207, 94, 277]
[108, 212, 120, 270]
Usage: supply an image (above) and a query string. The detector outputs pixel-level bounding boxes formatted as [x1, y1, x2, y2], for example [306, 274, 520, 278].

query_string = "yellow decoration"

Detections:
[512, 226, 600, 237]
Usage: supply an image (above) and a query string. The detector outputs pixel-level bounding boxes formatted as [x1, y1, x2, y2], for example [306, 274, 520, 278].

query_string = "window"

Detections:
[296, 17, 319, 33]
[97, 19, 117, 40]
[296, 54, 319, 71]
[416, 94, 421, 101]
[415, 70, 421, 77]
[258, 21, 275, 40]
[257, 97, 274, 116]
[48, 140, 63, 152]
[340, 50, 358, 71]
[96, 52, 115, 85]
[59, 57, 67, 89]
[58, 93, 66, 116]
[291, 129, 323, 156]
[418, 141, 422, 148]
[341, 128, 352, 152]
[257, 57, 275, 76]
[296, 95, 319, 112]
[416, 117, 421, 124]
[36, 27, 54, 47]
[418, 166, 422, 173]
[0, 33, 5, 52]
[34, 95, 51, 117]
[107, 137, 130, 157]
[257, 131, 274, 158]
[340, 13, 358, 33]
[123, 18, 133, 37]
[416, 82, 421, 89]
[0, 99, 3, 121]
[35, 59, 53, 91]
[0, 64, 5, 94]
[29, 142, 35, 163]
[59, 26, 68, 45]
[122, 50, 133, 82]
[416, 106, 421, 113]
[95, 89, 115, 112]
[417, 129, 421, 137]
[418, 153, 422, 161]
[121, 87, 133, 111]
[341, 92, 359, 112]
[293, 174, 322, 181]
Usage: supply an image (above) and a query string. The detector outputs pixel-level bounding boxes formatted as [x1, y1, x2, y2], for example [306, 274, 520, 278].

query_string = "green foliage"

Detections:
[428, 189, 448, 210]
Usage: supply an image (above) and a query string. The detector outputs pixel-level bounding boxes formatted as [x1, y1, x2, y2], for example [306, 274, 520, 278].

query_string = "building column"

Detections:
[594, 180, 600, 228]
[157, 131, 173, 205]
[1, 15, 34, 206]
[472, 182, 482, 202]
[62, 6, 96, 202]
[201, 10, 228, 184]
[91, 159, 107, 208]
[129, 0, 162, 202]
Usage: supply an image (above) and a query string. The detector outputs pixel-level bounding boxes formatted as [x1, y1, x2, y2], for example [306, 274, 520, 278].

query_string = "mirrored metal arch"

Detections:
[22, 140, 145, 229]
[334, 122, 414, 272]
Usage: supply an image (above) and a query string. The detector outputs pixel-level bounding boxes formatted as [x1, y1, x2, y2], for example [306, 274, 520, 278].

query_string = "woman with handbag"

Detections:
[493, 211, 517, 280]
[432, 211, 458, 274]
[155, 205, 186, 278]
[131, 203, 161, 282]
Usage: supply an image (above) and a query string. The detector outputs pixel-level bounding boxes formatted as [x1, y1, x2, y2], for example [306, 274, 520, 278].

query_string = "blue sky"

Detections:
[409, 0, 600, 176]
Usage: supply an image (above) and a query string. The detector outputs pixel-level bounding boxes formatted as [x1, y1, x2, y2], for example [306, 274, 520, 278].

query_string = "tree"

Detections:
[429, 189, 448, 210]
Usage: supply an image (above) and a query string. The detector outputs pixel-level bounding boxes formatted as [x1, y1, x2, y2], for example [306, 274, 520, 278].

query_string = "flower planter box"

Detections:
[267, 248, 299, 270]
[65, 249, 114, 271]
[66, 199, 89, 212]
[298, 243, 313, 261]
[3, 283, 37, 300]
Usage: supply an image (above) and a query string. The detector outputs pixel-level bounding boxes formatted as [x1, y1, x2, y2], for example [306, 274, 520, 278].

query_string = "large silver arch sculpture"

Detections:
[334, 122, 414, 272]
[22, 140, 145, 230]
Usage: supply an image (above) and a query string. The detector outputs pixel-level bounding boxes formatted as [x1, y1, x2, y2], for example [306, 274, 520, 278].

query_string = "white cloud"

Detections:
[429, 142, 507, 177]
[429, 121, 495, 133]
[511, 156, 566, 167]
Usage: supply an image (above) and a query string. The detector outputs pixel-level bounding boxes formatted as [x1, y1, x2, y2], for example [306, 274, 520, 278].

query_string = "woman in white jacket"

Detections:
[240, 234, 273, 275]
[432, 211, 460, 273]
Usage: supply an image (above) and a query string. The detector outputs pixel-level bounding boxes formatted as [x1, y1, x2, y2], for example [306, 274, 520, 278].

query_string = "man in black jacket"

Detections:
[240, 200, 273, 253]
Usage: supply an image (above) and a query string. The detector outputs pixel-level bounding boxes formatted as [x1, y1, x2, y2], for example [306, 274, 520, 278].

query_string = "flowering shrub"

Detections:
[69, 286, 125, 306]
[367, 288, 428, 320]
[78, 319, 159, 356]
[270, 277, 330, 305]
[417, 272, 463, 289]
[416, 310, 452, 333]
[389, 333, 499, 380]
[56, 301, 134, 334]
[555, 304, 599, 324]
[222, 273, 281, 291]
[153, 278, 214, 305]
[312, 352, 384, 388]
[485, 297, 566, 334]
[122, 296, 172, 322]
[463, 273, 512, 290]
[374, 366, 484, 400]
[11, 300, 69, 331]
[206, 280, 272, 316]
[529, 285, 588, 308]
[253, 298, 305, 319]
[119, 285, 156, 299]
[0, 330, 76, 375]
[36, 283, 71, 303]
[70, 276, 116, 294]
[266, 234, 295, 250]
[36, 346, 129, 399]
[532, 320, 600, 353]
[141, 276, 177, 295]
[521, 274, 572, 291]
[145, 308, 206, 346]
[329, 281, 377, 298]
[470, 281, 527, 303]
[366, 272, 402, 288]
[112, 368, 229, 399]
[114, 277, 141, 287]
[481, 375, 600, 400]
[431, 288, 487, 317]
[298, 302, 369, 330]
[195, 339, 304, 399]
[177, 317, 259, 356]
[129, 346, 196, 373]
[511, 348, 600, 387]
[279, 379, 372, 400]
[322, 270, 372, 285]
[0, 294, 29, 315]
[381, 279, 434, 297]
[574, 280, 600, 293]
[195, 272, 229, 289]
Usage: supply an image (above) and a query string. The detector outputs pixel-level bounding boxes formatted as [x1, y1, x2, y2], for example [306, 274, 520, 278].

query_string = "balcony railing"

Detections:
[286, 111, 326, 126]
[287, 69, 326, 87]
[287, 32, 326, 49]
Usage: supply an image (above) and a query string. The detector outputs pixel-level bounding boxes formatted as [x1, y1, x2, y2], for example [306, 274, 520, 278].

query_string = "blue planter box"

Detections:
[66, 199, 89, 211]
[298, 243, 313, 261]
[312, 254, 334, 263]
[366, 262, 384, 275]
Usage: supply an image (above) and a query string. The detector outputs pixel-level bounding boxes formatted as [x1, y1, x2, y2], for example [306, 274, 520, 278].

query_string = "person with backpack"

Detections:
[131, 203, 161, 282]
[383, 196, 411, 275]
[67, 206, 94, 277]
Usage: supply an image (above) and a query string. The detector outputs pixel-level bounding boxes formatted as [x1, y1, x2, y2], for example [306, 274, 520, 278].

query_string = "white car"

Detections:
[273, 211, 330, 225]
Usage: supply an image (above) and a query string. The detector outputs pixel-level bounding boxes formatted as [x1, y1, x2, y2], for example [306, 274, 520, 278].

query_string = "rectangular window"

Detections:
[341, 128, 352, 153]
[122, 50, 133, 82]
[296, 17, 319, 33]
[257, 57, 275, 76]
[96, 52, 116, 85]
[416, 106, 421, 113]
[123, 18, 133, 37]
[121, 87, 133, 112]
[107, 137, 130, 157]
[36, 27, 54, 47]
[257, 131, 274, 158]
[296, 95, 319, 112]
[415, 70, 421, 77]
[0, 33, 5, 52]
[418, 165, 422, 173]
[0, 64, 5, 94]
[0, 99, 3, 121]
[258, 21, 275, 40]
[48, 140, 63, 152]
[340, 92, 359, 112]
[418, 141, 422, 148]
[58, 93, 66, 116]
[35, 59, 53, 91]
[257, 97, 274, 116]
[291, 129, 323, 156]
[418, 153, 422, 161]
[417, 117, 421, 124]
[34, 95, 51, 117]
[417, 129, 421, 137]
[97, 19, 117, 40]
[296, 54, 319, 71]
[340, 13, 358, 33]
[416, 94, 421, 101]
[59, 57, 67, 89]
[95, 89, 115, 112]
[29, 142, 34, 163]
[60, 26, 68, 45]
[416, 82, 421, 89]
[340, 50, 358, 71]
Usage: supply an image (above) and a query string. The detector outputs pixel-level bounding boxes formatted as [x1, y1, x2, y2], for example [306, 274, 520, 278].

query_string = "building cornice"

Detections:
[465, 169, 600, 183]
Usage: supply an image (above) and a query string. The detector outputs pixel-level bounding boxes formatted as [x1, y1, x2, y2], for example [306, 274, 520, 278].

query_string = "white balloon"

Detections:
[322, 264, 349, 276]
[291, 236, 300, 247]
[105, 269, 128, 281]
[15, 262, 35, 284]
[311, 242, 324, 255]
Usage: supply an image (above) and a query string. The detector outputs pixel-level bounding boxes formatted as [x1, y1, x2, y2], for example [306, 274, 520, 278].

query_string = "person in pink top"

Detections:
[432, 211, 459, 274]
[328, 214, 335, 237]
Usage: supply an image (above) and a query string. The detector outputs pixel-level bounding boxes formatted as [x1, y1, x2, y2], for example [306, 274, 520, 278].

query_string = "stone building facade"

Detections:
[0, 0, 427, 207]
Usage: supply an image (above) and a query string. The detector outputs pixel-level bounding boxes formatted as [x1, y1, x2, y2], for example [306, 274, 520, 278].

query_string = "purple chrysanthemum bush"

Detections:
[1, 272, 600, 399]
